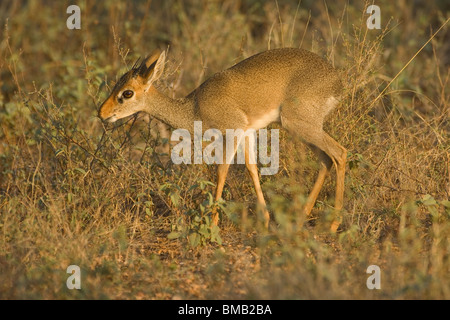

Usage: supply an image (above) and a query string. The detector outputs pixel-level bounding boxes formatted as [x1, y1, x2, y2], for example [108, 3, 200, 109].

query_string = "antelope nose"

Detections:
[98, 100, 112, 120]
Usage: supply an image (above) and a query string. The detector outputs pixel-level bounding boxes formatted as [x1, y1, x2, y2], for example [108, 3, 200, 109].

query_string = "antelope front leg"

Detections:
[212, 163, 231, 225]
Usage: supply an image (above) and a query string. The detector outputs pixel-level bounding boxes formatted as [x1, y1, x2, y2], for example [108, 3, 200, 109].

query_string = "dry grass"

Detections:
[0, 0, 449, 299]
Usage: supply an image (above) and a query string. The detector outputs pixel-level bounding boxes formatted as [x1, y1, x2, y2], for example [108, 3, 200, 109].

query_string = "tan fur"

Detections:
[99, 48, 347, 231]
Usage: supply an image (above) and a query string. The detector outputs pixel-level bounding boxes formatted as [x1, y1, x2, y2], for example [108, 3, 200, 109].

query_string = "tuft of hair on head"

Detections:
[135, 49, 162, 79]
[111, 48, 166, 94]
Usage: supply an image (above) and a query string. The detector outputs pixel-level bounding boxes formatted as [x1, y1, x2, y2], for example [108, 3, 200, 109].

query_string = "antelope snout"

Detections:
[98, 99, 115, 122]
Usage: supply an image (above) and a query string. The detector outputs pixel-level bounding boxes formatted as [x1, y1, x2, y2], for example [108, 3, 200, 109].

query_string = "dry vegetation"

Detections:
[0, 0, 449, 299]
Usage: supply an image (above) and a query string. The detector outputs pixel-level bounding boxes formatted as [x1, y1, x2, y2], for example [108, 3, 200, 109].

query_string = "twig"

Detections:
[368, 17, 449, 110]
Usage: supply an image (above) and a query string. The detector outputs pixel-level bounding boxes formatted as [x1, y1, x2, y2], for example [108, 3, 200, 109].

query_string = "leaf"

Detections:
[167, 232, 181, 240]
[207, 192, 214, 204]
[188, 184, 199, 192]
[421, 194, 437, 206]
[159, 183, 171, 192]
[440, 200, 450, 208]
[199, 180, 215, 190]
[210, 225, 222, 245]
[73, 167, 87, 176]
[198, 224, 210, 237]
[188, 233, 200, 247]
[170, 192, 180, 207]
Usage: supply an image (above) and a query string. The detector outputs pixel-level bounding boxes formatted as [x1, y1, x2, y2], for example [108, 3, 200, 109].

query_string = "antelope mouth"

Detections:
[102, 115, 118, 123]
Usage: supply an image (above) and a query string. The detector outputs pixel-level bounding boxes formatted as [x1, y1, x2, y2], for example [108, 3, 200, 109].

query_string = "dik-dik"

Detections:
[98, 48, 347, 231]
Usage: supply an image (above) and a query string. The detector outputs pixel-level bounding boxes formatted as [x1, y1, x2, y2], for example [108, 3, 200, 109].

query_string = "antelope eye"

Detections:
[122, 90, 134, 99]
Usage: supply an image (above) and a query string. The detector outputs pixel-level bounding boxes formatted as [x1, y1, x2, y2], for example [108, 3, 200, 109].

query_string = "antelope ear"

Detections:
[142, 49, 162, 69]
[142, 50, 166, 86]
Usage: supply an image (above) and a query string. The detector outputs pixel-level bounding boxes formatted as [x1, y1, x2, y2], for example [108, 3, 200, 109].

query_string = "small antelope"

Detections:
[99, 48, 347, 231]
